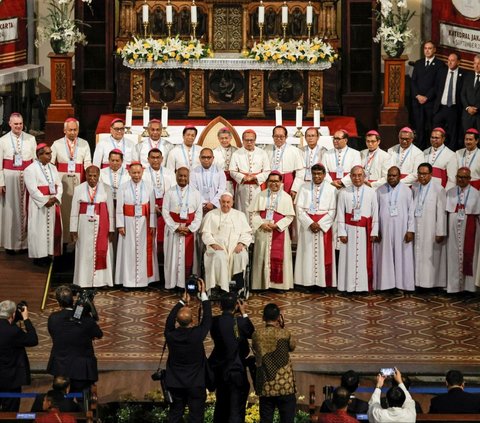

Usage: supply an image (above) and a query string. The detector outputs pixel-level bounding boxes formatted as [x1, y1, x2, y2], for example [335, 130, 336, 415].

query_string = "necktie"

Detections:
[425, 60, 430, 67]
[446, 71, 454, 107]
[475, 74, 480, 89]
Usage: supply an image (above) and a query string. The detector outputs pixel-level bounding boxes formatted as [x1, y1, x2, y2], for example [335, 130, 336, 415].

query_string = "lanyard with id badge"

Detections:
[109, 168, 124, 200]
[414, 183, 431, 217]
[86, 185, 98, 221]
[387, 185, 400, 217]
[176, 186, 190, 220]
[130, 181, 144, 218]
[336, 147, 349, 179]
[457, 186, 470, 221]
[150, 167, 164, 199]
[309, 181, 325, 214]
[37, 161, 56, 194]
[272, 145, 285, 171]
[10, 133, 23, 167]
[305, 146, 320, 181]
[351, 186, 364, 221]
[65, 137, 78, 173]
[201, 167, 214, 197]
[265, 190, 279, 221]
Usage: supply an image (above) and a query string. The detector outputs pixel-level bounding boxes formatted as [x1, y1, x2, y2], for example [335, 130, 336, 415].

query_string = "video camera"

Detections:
[13, 300, 28, 323]
[71, 285, 98, 322]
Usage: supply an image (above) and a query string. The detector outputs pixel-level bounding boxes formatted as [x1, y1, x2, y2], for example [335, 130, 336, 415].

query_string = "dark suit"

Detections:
[461, 72, 480, 134]
[411, 57, 446, 149]
[429, 387, 480, 413]
[165, 299, 212, 423]
[31, 393, 81, 413]
[47, 309, 103, 393]
[433, 67, 464, 149]
[209, 311, 254, 423]
[0, 318, 38, 411]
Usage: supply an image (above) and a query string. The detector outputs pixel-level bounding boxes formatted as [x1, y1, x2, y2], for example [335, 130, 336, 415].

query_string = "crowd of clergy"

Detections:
[1, 111, 480, 294]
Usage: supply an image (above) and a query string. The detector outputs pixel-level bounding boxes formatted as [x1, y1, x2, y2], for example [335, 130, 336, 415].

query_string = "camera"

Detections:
[13, 300, 28, 323]
[186, 274, 199, 295]
[380, 367, 395, 377]
[228, 279, 248, 300]
[71, 286, 98, 322]
[151, 369, 173, 404]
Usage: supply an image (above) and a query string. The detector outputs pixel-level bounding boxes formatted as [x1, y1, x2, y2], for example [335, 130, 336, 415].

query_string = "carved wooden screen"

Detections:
[212, 6, 243, 51]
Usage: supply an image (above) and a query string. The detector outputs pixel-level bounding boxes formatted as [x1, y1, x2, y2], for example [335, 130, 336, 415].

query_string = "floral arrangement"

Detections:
[118, 36, 213, 65]
[373, 0, 415, 58]
[246, 37, 338, 65]
[36, 0, 93, 54]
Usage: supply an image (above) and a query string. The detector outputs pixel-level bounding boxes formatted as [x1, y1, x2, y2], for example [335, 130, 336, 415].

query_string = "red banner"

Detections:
[0, 0, 27, 69]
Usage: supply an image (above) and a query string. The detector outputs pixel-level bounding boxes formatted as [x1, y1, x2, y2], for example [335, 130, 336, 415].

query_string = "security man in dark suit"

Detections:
[0, 300, 38, 411]
[165, 278, 212, 423]
[433, 52, 464, 150]
[47, 285, 103, 394]
[429, 369, 480, 414]
[209, 293, 254, 423]
[461, 54, 480, 134]
[411, 41, 446, 150]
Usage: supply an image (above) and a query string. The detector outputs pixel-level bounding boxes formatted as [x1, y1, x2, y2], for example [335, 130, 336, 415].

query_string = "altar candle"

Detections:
[142, 3, 149, 24]
[161, 104, 169, 128]
[275, 104, 282, 126]
[143, 104, 150, 128]
[258, 1, 265, 24]
[296, 105, 303, 128]
[191, 3, 197, 24]
[125, 103, 133, 128]
[313, 107, 321, 129]
[166, 4, 173, 24]
[282, 2, 288, 25]
[306, 3, 313, 25]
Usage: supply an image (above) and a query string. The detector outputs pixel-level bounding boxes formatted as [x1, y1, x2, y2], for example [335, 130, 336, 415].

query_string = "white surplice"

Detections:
[93, 136, 135, 168]
[134, 137, 174, 167]
[190, 164, 227, 208]
[424, 145, 458, 190]
[213, 145, 238, 195]
[99, 167, 131, 202]
[387, 144, 424, 186]
[264, 143, 305, 193]
[360, 148, 392, 189]
[298, 144, 327, 182]
[456, 148, 480, 188]
[165, 144, 201, 171]
[323, 146, 362, 187]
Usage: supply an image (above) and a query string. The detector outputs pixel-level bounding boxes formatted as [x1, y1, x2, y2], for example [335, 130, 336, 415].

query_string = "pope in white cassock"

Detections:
[374, 166, 415, 291]
[162, 167, 203, 289]
[249, 171, 295, 290]
[213, 127, 238, 196]
[70, 166, 115, 288]
[456, 129, 480, 190]
[201, 192, 252, 292]
[0, 112, 36, 252]
[51, 118, 92, 243]
[116, 162, 159, 288]
[412, 163, 447, 289]
[446, 168, 480, 293]
[337, 166, 379, 292]
[166, 126, 201, 171]
[294, 164, 337, 287]
[134, 119, 174, 167]
[93, 118, 134, 168]
[24, 144, 63, 259]
[360, 130, 391, 189]
[229, 129, 270, 225]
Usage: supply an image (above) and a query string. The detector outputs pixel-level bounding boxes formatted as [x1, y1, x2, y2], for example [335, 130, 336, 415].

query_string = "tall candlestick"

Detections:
[281, 2, 288, 25]
[258, 1, 265, 24]
[191, 1, 197, 24]
[306, 2, 313, 25]
[295, 103, 303, 138]
[275, 104, 282, 126]
[161, 103, 169, 137]
[142, 1, 149, 24]
[125, 103, 133, 133]
[166, 2, 173, 24]
[142, 104, 150, 138]
[313, 104, 321, 129]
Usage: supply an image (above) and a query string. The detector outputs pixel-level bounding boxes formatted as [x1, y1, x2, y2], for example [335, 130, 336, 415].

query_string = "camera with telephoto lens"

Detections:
[13, 300, 28, 323]
[186, 274, 199, 295]
[151, 369, 173, 404]
[71, 285, 98, 322]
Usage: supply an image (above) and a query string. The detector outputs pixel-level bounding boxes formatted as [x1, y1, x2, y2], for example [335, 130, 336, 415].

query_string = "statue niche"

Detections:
[209, 70, 244, 103]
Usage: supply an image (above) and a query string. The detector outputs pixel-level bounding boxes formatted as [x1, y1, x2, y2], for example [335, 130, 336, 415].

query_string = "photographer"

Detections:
[209, 293, 254, 423]
[0, 300, 38, 411]
[47, 285, 103, 394]
[252, 303, 296, 423]
[164, 278, 211, 423]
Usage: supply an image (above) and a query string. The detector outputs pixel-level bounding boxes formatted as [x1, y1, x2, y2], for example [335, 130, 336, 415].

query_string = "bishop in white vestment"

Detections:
[213, 127, 238, 195]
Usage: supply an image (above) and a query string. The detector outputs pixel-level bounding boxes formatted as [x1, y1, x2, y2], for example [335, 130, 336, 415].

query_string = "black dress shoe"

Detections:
[5, 249, 16, 255]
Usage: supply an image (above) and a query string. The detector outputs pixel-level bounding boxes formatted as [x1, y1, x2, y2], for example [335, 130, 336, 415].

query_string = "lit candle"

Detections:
[296, 104, 303, 128]
[191, 2, 197, 24]
[313, 106, 321, 128]
[275, 104, 282, 126]
[282, 2, 288, 25]
[166, 4, 173, 24]
[142, 2, 149, 24]
[125, 103, 133, 128]
[258, 1, 265, 25]
[143, 104, 150, 128]
[161, 104, 169, 129]
[306, 2, 313, 25]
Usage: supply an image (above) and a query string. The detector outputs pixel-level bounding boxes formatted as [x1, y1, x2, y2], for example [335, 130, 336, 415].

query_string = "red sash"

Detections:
[79, 202, 110, 270]
[56, 162, 86, 183]
[2, 159, 32, 171]
[455, 205, 477, 277]
[328, 171, 349, 181]
[432, 167, 448, 188]
[241, 171, 261, 186]
[470, 180, 480, 190]
[170, 212, 196, 278]
[37, 186, 62, 257]
[259, 210, 286, 284]
[224, 171, 237, 192]
[260, 172, 295, 192]
[345, 212, 374, 291]
[123, 203, 154, 277]
[308, 213, 333, 287]
[400, 174, 408, 179]
[155, 198, 165, 244]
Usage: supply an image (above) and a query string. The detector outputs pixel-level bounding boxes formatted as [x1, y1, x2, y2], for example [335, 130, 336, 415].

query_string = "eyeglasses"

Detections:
[112, 127, 125, 132]
[268, 180, 281, 183]
[200, 156, 213, 159]
[273, 135, 286, 139]
[418, 172, 431, 176]
[333, 137, 345, 141]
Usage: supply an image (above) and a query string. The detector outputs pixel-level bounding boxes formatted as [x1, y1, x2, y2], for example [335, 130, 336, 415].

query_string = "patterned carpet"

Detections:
[27, 288, 480, 374]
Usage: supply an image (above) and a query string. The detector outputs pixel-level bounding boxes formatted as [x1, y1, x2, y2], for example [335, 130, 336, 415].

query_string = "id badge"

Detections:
[266, 209, 274, 221]
[389, 205, 398, 217]
[154, 187, 162, 199]
[336, 166, 344, 179]
[180, 207, 188, 220]
[13, 153, 23, 167]
[112, 188, 117, 200]
[308, 205, 316, 214]
[67, 159, 76, 173]
[414, 207, 423, 217]
[135, 204, 143, 217]
[48, 184, 56, 195]
[87, 204, 96, 218]
[457, 207, 466, 221]
[352, 208, 361, 221]
[305, 168, 312, 181]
